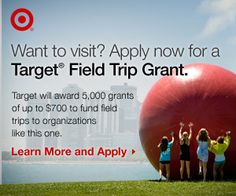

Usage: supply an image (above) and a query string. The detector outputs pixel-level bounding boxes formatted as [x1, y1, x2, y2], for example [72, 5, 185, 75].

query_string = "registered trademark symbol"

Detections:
[58, 63, 65, 68]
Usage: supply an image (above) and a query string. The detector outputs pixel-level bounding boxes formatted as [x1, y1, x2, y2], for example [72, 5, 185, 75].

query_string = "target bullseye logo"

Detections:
[11, 8, 34, 31]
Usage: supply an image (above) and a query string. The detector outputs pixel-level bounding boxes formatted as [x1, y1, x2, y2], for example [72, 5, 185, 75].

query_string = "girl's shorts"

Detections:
[160, 161, 170, 164]
[214, 161, 225, 166]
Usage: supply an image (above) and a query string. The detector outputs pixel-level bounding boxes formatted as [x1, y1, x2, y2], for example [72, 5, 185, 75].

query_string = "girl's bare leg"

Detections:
[202, 162, 207, 181]
[186, 161, 190, 179]
[220, 165, 224, 180]
[159, 163, 164, 180]
[180, 160, 184, 180]
[166, 164, 170, 181]
[199, 160, 203, 175]
[213, 163, 217, 181]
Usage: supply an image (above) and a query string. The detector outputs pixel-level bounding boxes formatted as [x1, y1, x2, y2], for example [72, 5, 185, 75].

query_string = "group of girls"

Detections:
[158, 122, 231, 181]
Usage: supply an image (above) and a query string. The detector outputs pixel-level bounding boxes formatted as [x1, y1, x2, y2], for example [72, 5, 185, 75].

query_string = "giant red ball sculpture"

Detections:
[139, 64, 236, 180]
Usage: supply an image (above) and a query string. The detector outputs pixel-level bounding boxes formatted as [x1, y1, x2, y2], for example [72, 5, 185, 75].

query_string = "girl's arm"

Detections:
[207, 137, 211, 147]
[188, 122, 193, 140]
[196, 135, 198, 141]
[179, 122, 184, 139]
[171, 131, 175, 143]
[224, 131, 231, 147]
[208, 140, 217, 153]
[172, 136, 175, 143]
[196, 132, 199, 141]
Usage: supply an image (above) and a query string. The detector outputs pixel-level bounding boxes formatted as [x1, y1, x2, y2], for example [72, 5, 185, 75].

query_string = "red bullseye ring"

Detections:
[11, 8, 33, 31]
